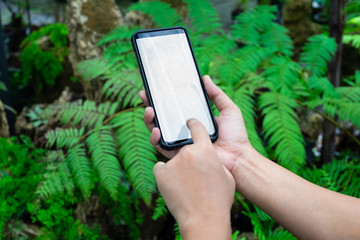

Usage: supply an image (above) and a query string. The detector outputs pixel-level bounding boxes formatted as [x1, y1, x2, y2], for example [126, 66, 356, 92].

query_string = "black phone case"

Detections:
[131, 26, 218, 150]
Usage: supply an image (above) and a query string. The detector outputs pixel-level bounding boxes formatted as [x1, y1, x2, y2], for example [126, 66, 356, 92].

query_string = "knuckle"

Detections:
[180, 145, 195, 159]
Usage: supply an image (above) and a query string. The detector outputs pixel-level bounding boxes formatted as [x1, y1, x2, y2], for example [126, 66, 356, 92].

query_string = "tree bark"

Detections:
[321, 0, 345, 164]
[0, 11, 15, 136]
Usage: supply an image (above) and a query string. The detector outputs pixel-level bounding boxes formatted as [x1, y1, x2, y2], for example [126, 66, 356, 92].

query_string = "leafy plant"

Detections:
[0, 81, 7, 91]
[14, 23, 69, 89]
[34, 1, 360, 239]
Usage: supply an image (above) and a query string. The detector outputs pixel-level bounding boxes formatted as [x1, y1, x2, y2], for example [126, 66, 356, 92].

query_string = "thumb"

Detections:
[203, 75, 237, 112]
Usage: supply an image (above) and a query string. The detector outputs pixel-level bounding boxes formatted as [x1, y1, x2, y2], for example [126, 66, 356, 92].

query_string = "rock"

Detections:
[65, 0, 125, 101]
[0, 100, 10, 138]
[282, 0, 322, 59]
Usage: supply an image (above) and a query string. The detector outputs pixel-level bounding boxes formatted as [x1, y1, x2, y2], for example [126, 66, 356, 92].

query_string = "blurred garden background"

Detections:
[0, 0, 359, 239]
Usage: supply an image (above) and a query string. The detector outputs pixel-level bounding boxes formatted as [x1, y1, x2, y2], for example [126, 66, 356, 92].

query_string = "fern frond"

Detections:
[261, 23, 293, 57]
[343, 34, 360, 49]
[259, 92, 305, 172]
[86, 126, 122, 199]
[37, 151, 74, 198]
[263, 57, 300, 93]
[66, 143, 93, 199]
[55, 100, 117, 128]
[129, 1, 183, 28]
[152, 196, 168, 220]
[183, 0, 222, 34]
[45, 128, 84, 149]
[345, 1, 360, 20]
[307, 77, 338, 96]
[322, 97, 360, 127]
[78, 59, 142, 108]
[336, 85, 360, 102]
[101, 70, 142, 108]
[193, 34, 236, 74]
[229, 88, 267, 156]
[77, 58, 112, 82]
[299, 35, 337, 77]
[231, 5, 277, 45]
[111, 108, 157, 204]
[219, 46, 271, 85]
[300, 157, 360, 198]
[97, 26, 139, 46]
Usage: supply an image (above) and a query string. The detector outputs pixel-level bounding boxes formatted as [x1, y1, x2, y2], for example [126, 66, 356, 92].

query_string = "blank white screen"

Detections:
[136, 32, 215, 143]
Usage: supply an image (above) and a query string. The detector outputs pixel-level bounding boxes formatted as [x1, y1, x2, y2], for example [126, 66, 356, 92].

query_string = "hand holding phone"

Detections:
[132, 27, 218, 150]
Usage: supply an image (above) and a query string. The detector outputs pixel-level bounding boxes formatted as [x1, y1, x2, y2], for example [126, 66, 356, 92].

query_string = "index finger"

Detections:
[186, 118, 212, 144]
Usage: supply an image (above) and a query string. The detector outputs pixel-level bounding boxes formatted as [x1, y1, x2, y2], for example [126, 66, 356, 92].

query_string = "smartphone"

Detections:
[131, 27, 218, 150]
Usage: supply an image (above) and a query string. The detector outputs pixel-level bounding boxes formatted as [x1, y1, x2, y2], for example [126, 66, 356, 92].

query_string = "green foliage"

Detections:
[300, 157, 360, 198]
[87, 126, 122, 199]
[259, 92, 305, 170]
[0, 81, 7, 91]
[111, 108, 157, 204]
[129, 1, 183, 28]
[29, 1, 360, 239]
[0, 137, 45, 238]
[152, 196, 168, 221]
[14, 23, 69, 89]
[299, 34, 337, 77]
[183, 0, 222, 34]
[241, 201, 296, 240]
[67, 144, 93, 199]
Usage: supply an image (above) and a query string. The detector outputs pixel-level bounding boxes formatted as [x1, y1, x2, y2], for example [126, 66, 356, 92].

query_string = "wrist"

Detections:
[231, 145, 269, 193]
[179, 212, 232, 240]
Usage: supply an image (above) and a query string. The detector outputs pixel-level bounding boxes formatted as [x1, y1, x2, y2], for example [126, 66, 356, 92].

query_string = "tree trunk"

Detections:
[0, 12, 15, 136]
[321, 0, 345, 164]
[65, 0, 124, 101]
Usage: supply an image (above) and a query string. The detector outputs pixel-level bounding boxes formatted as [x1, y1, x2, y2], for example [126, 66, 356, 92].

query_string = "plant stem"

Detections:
[313, 109, 360, 147]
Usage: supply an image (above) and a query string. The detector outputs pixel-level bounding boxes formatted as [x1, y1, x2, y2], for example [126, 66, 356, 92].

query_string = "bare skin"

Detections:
[141, 75, 360, 240]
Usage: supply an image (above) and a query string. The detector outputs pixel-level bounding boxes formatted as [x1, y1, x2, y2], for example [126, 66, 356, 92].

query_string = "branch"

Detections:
[313, 109, 360, 147]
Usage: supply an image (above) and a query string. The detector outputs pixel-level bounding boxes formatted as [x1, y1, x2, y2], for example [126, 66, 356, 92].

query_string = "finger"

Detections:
[186, 118, 211, 144]
[203, 75, 237, 112]
[150, 127, 162, 147]
[144, 107, 155, 131]
[153, 161, 166, 178]
[150, 128, 177, 159]
[139, 90, 150, 106]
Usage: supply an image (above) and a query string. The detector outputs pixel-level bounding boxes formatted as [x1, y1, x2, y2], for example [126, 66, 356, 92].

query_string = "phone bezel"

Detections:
[131, 26, 218, 150]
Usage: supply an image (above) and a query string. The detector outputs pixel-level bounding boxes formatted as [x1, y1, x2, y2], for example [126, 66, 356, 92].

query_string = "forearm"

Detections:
[180, 213, 232, 240]
[233, 148, 360, 240]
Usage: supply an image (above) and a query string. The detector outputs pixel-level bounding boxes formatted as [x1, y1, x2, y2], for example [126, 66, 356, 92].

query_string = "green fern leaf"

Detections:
[101, 71, 142, 108]
[183, 0, 222, 34]
[300, 35, 337, 77]
[261, 23, 293, 57]
[77, 58, 111, 82]
[45, 128, 84, 149]
[193, 34, 236, 74]
[229, 88, 267, 156]
[152, 196, 168, 220]
[0, 81, 7, 91]
[97, 26, 139, 46]
[55, 100, 117, 128]
[219, 46, 271, 85]
[129, 1, 183, 28]
[66, 143, 93, 199]
[231, 5, 277, 45]
[263, 57, 300, 93]
[111, 108, 157, 204]
[37, 151, 74, 198]
[86, 126, 122, 199]
[343, 34, 360, 49]
[259, 92, 305, 172]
